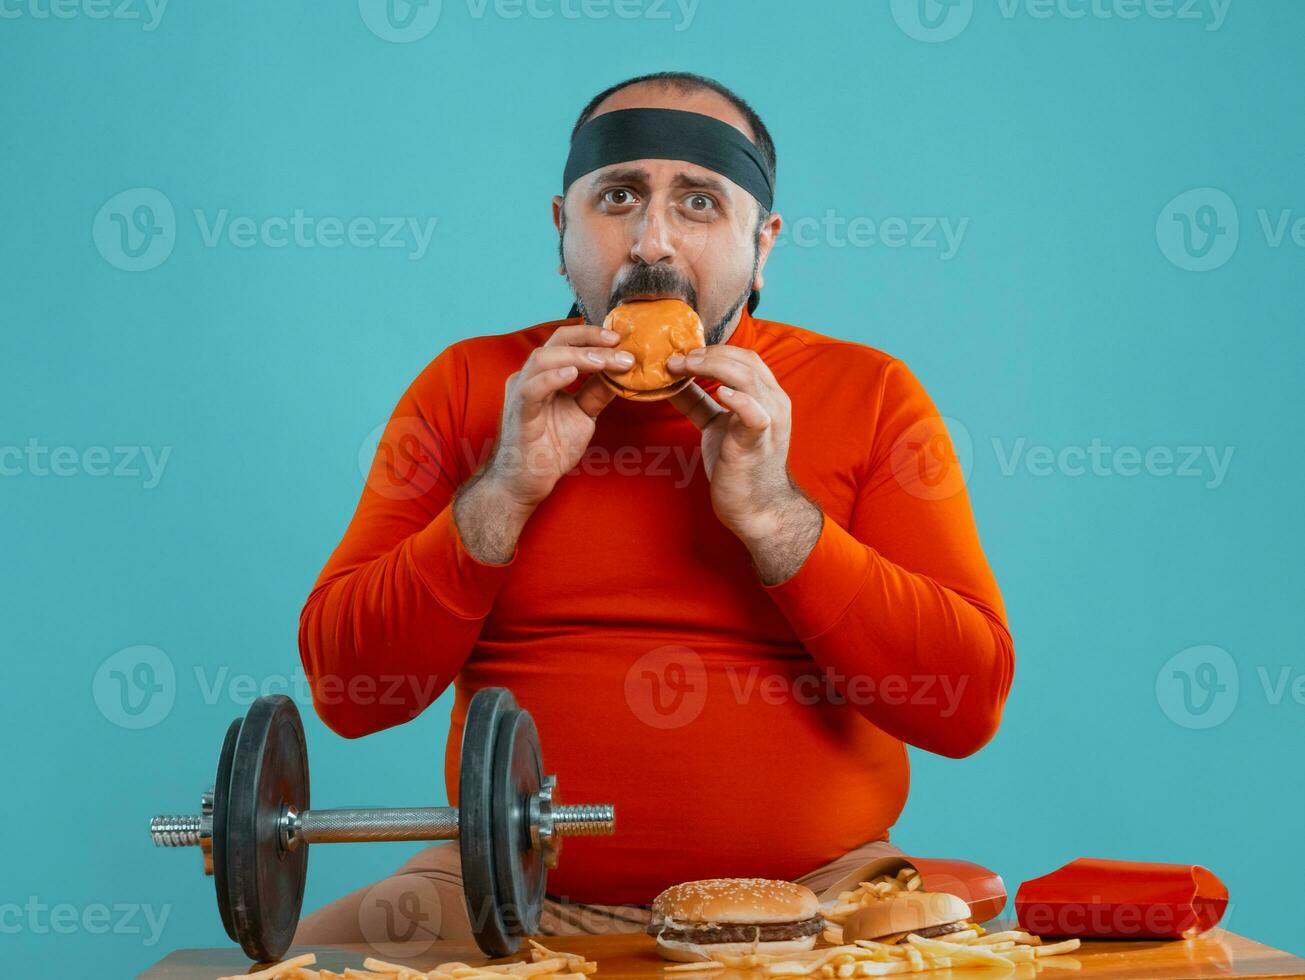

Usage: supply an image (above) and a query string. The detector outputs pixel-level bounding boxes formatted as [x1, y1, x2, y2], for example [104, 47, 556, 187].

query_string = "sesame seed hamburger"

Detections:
[647, 878, 824, 962]
[840, 891, 977, 945]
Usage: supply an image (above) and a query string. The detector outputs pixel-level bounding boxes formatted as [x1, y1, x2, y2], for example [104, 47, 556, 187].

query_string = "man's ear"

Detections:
[552, 195, 565, 274]
[753, 210, 782, 291]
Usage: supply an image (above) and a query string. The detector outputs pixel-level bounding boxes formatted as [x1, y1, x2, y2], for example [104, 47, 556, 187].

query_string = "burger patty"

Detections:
[890, 921, 968, 944]
[648, 915, 826, 945]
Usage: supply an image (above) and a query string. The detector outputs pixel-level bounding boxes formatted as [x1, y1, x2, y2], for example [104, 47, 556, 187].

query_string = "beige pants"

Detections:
[293, 837, 905, 948]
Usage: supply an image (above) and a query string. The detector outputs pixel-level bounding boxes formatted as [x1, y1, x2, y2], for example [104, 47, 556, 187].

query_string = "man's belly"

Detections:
[447, 639, 910, 906]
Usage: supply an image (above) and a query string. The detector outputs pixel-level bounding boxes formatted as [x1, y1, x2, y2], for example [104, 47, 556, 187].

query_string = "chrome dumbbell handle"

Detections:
[284, 806, 461, 847]
[277, 801, 615, 848]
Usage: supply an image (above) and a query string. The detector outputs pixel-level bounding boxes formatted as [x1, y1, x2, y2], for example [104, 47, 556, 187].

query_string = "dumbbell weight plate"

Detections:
[212, 717, 242, 943]
[459, 687, 518, 956]
[492, 707, 545, 937]
[225, 695, 310, 962]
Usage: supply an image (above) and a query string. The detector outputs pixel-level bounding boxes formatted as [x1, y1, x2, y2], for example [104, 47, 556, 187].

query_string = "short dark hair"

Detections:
[569, 71, 776, 222]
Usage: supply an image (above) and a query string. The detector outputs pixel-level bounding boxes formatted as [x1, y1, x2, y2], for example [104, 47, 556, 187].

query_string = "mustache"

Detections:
[609, 266, 698, 309]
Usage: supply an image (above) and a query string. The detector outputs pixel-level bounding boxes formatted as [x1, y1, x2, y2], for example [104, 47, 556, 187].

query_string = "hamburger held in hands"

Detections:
[597, 298, 706, 401]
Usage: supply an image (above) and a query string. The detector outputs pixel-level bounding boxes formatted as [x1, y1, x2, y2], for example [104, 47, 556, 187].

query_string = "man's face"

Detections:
[552, 89, 780, 346]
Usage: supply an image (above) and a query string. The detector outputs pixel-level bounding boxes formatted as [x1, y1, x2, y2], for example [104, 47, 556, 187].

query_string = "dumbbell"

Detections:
[148, 687, 615, 962]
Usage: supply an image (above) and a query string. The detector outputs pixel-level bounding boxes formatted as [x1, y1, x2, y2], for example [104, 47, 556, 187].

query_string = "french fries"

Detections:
[213, 917, 1081, 980]
[821, 869, 926, 927]
[216, 940, 599, 980]
[695, 933, 1081, 977]
[802, 866, 1082, 975]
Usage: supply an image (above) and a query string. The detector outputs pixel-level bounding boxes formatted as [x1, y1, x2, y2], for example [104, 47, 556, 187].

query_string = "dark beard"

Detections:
[703, 271, 756, 346]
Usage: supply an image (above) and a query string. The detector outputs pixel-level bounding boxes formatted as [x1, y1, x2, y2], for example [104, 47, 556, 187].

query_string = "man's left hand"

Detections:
[667, 346, 822, 581]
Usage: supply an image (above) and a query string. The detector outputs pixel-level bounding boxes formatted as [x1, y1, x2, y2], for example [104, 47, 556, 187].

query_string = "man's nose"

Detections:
[629, 204, 676, 267]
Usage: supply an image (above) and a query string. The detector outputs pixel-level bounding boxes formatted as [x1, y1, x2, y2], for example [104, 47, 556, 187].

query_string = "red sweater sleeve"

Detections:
[762, 358, 1014, 758]
[298, 346, 515, 738]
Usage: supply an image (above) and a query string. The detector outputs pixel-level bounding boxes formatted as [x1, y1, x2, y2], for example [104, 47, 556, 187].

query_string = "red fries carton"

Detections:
[1016, 858, 1229, 939]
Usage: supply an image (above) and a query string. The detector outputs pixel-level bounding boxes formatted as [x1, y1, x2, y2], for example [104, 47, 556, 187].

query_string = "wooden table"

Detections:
[141, 928, 1305, 979]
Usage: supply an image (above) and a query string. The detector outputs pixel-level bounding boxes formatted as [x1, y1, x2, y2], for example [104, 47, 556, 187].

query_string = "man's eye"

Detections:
[602, 188, 637, 205]
[685, 193, 717, 212]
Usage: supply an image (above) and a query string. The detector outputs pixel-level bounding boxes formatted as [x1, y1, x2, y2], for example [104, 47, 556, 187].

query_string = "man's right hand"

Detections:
[452, 323, 632, 564]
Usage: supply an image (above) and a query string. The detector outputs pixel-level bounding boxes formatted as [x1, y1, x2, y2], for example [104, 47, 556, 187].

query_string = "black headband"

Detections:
[562, 107, 773, 210]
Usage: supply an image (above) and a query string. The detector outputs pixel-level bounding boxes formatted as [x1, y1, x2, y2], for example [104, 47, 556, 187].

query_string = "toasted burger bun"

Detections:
[651, 878, 821, 924]
[841, 891, 974, 945]
[599, 299, 705, 401]
[655, 935, 818, 964]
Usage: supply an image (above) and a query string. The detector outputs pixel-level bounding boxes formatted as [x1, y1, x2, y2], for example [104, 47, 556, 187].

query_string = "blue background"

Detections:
[2, 0, 1302, 974]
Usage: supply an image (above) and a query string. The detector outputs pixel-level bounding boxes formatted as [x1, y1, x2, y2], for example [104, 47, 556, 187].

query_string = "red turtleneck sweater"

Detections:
[298, 306, 1014, 904]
